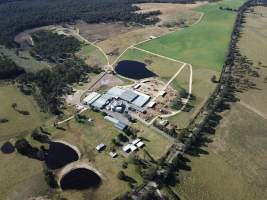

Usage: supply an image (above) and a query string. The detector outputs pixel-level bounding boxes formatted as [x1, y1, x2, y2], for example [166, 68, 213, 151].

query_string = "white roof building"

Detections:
[159, 90, 166, 96]
[136, 141, 145, 148]
[130, 144, 137, 152]
[82, 92, 100, 105]
[134, 84, 141, 89]
[109, 151, 118, 158]
[123, 144, 132, 152]
[132, 138, 141, 145]
[147, 101, 156, 108]
[96, 143, 106, 151]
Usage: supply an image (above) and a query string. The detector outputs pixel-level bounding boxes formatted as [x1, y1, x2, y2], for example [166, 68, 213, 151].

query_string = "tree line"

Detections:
[0, 0, 219, 47]
[0, 53, 25, 79]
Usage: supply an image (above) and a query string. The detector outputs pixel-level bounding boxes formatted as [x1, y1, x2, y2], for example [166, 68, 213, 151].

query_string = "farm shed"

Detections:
[91, 94, 112, 109]
[82, 92, 100, 105]
[115, 121, 127, 131]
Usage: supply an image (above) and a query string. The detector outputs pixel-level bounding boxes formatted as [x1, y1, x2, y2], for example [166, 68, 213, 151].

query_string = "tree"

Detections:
[179, 88, 188, 98]
[211, 75, 217, 83]
[11, 103, 17, 110]
[117, 171, 126, 180]
[118, 133, 128, 142]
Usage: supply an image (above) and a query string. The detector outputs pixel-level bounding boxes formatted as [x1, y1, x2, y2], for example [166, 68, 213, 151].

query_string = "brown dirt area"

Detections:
[74, 21, 138, 43]
[134, 2, 207, 26]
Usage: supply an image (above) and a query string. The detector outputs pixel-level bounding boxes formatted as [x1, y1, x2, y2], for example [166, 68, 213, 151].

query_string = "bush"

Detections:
[1, 141, 15, 154]
[0, 118, 9, 123]
[117, 171, 126, 180]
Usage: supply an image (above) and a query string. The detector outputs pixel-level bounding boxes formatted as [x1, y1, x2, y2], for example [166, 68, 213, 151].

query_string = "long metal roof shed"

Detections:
[120, 90, 138, 102]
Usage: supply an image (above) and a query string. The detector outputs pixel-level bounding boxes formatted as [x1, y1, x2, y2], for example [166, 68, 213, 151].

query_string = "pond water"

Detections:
[115, 60, 157, 80]
[45, 142, 79, 170]
[60, 168, 101, 190]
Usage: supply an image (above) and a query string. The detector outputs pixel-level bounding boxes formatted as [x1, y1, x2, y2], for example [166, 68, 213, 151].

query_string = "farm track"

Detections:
[238, 101, 267, 120]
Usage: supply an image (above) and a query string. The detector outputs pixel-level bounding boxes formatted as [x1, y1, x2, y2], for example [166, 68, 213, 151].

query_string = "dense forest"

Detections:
[0, 0, 216, 47]
[0, 53, 25, 79]
[30, 31, 82, 62]
[18, 31, 102, 114]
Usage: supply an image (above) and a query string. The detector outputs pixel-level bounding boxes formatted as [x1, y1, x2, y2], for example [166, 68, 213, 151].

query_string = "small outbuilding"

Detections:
[132, 138, 141, 145]
[136, 141, 145, 148]
[159, 90, 166, 97]
[147, 101, 156, 108]
[96, 143, 106, 151]
[109, 151, 118, 158]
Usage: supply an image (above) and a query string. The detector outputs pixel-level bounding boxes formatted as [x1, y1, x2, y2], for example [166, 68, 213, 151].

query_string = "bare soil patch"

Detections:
[75, 21, 137, 43]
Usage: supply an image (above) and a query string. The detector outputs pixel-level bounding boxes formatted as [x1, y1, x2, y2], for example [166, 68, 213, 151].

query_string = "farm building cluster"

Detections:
[81, 77, 182, 124]
[82, 86, 151, 115]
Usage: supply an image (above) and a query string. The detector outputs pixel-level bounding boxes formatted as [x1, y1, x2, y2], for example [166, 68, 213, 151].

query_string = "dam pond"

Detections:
[115, 60, 157, 80]
[45, 142, 79, 170]
[60, 168, 102, 190]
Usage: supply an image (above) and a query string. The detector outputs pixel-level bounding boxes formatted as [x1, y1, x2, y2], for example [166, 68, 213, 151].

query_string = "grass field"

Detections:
[77, 44, 108, 68]
[0, 150, 48, 200]
[0, 85, 50, 200]
[116, 48, 184, 81]
[172, 5, 267, 200]
[0, 84, 49, 142]
[173, 103, 267, 200]
[238, 6, 267, 65]
[137, 0, 246, 72]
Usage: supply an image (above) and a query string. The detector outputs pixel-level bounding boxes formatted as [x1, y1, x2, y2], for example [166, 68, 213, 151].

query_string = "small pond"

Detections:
[60, 168, 102, 190]
[115, 60, 157, 80]
[45, 142, 79, 170]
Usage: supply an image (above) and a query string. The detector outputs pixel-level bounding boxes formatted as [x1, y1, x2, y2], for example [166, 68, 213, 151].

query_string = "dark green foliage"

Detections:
[0, 0, 220, 47]
[179, 88, 188, 98]
[30, 31, 81, 62]
[1, 141, 15, 154]
[44, 169, 58, 188]
[171, 97, 183, 110]
[117, 171, 126, 180]
[0, 0, 162, 46]
[211, 75, 217, 83]
[0, 118, 9, 123]
[15, 138, 45, 160]
[31, 128, 50, 143]
[122, 162, 128, 169]
[118, 133, 129, 142]
[0, 53, 25, 79]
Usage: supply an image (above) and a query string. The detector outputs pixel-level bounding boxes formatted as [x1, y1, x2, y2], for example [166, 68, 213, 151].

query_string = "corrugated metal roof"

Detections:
[120, 90, 138, 102]
[132, 94, 150, 107]
[107, 87, 125, 97]
[104, 115, 119, 124]
[115, 121, 127, 130]
[82, 92, 100, 104]
[91, 94, 112, 109]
